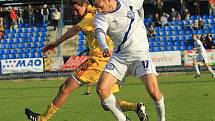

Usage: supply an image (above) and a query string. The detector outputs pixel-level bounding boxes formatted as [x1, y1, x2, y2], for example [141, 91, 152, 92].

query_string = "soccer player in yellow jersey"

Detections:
[24, 0, 148, 121]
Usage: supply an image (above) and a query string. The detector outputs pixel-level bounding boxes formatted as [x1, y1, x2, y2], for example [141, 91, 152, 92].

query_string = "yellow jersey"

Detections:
[77, 5, 114, 62]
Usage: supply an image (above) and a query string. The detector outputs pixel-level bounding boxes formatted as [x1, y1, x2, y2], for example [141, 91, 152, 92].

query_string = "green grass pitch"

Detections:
[0, 73, 215, 121]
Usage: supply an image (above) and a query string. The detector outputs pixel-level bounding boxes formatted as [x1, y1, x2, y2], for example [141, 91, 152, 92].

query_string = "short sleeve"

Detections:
[94, 13, 109, 34]
[77, 18, 86, 29]
[77, 14, 94, 32]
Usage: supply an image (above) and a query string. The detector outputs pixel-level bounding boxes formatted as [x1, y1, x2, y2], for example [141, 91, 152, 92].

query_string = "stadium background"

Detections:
[0, 1, 215, 121]
[0, 0, 214, 79]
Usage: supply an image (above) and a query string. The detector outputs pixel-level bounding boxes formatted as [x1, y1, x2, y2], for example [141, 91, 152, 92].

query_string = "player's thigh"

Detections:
[141, 73, 162, 101]
[201, 53, 209, 64]
[140, 73, 160, 94]
[61, 76, 80, 92]
[97, 57, 128, 91]
[203, 62, 210, 68]
[130, 59, 160, 92]
[196, 54, 205, 62]
[193, 58, 197, 64]
[74, 59, 105, 85]
[97, 71, 118, 92]
[77, 64, 104, 84]
[103, 57, 128, 81]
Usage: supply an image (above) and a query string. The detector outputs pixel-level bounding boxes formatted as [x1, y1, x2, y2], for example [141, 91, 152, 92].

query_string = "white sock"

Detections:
[154, 96, 166, 121]
[103, 94, 126, 121]
[208, 67, 215, 75]
[194, 65, 200, 75]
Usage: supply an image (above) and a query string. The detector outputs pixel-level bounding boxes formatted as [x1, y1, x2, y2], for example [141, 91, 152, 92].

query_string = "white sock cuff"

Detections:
[103, 93, 115, 104]
[155, 96, 164, 107]
[103, 94, 126, 121]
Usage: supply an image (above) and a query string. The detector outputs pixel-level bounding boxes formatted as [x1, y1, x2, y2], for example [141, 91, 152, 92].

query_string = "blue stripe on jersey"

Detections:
[115, 6, 135, 53]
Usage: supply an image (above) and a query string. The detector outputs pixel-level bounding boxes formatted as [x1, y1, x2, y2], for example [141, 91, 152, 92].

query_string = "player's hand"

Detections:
[43, 42, 57, 56]
[103, 48, 112, 57]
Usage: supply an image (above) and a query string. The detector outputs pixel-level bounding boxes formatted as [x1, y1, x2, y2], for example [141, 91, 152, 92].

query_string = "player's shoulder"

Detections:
[197, 39, 202, 43]
[94, 12, 103, 18]
[81, 12, 95, 24]
[94, 12, 108, 18]
[94, 12, 109, 22]
[121, 0, 144, 6]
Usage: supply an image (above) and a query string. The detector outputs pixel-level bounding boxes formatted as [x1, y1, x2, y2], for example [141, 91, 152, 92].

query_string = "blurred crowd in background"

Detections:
[0, 4, 61, 39]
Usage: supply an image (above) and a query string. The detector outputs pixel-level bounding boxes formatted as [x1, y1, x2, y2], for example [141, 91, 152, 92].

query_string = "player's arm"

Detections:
[94, 14, 112, 57]
[95, 28, 112, 57]
[43, 25, 81, 54]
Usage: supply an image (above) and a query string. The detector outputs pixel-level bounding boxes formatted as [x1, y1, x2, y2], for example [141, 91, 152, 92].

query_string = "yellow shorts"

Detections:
[74, 58, 105, 83]
[111, 84, 120, 93]
[73, 58, 119, 93]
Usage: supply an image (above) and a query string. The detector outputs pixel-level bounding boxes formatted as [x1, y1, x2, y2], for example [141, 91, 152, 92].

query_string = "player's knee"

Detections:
[96, 87, 104, 96]
[96, 86, 109, 98]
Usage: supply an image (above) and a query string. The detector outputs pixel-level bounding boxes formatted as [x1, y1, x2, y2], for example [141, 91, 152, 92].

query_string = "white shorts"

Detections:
[195, 53, 208, 63]
[103, 56, 158, 81]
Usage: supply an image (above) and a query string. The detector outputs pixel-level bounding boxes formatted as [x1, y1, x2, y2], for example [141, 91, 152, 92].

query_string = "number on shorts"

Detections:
[142, 60, 149, 69]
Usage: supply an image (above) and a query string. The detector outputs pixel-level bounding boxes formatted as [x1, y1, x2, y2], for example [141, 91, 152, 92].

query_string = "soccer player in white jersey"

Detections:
[92, 0, 166, 121]
[192, 34, 215, 78]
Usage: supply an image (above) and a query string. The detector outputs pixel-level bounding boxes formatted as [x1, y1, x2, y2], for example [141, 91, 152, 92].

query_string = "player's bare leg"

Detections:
[193, 60, 201, 78]
[83, 82, 93, 95]
[140, 73, 165, 121]
[52, 76, 80, 107]
[25, 76, 80, 121]
[203, 62, 215, 78]
[97, 71, 127, 121]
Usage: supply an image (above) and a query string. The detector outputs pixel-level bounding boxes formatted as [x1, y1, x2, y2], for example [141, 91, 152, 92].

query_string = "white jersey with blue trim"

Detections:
[94, 0, 149, 61]
[194, 39, 206, 54]
[127, 0, 144, 10]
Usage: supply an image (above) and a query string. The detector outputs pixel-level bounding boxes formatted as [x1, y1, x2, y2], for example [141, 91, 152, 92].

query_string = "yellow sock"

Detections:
[117, 99, 137, 112]
[39, 103, 59, 121]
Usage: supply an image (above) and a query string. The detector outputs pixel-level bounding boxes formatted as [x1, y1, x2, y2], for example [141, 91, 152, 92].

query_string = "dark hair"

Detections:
[88, 0, 94, 6]
[70, 0, 89, 6]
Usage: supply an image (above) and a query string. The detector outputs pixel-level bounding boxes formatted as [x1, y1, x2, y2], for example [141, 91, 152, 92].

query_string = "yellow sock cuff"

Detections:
[41, 103, 59, 120]
[50, 103, 59, 111]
